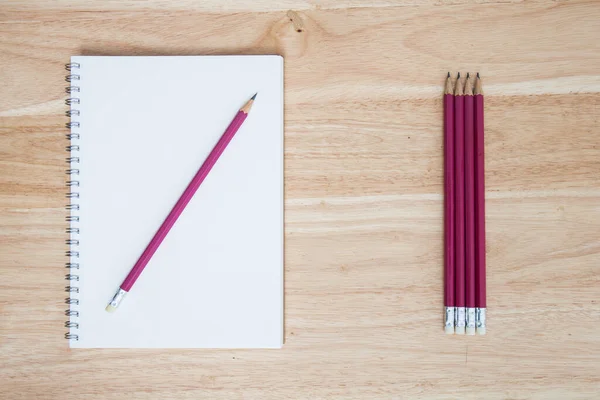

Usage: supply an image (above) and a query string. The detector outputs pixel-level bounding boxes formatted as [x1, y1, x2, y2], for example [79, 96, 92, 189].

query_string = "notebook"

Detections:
[65, 55, 284, 348]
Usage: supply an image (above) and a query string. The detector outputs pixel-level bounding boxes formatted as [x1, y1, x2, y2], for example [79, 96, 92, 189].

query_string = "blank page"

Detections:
[68, 55, 283, 348]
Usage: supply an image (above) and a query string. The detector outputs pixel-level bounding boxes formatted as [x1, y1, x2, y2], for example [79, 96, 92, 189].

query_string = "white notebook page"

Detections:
[69, 55, 283, 348]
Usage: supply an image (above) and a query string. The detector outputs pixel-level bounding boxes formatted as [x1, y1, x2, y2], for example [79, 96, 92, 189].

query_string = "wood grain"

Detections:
[1, 1, 600, 399]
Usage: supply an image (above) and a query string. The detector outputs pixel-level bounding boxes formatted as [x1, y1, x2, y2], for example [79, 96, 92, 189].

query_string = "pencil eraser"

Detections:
[455, 326, 465, 335]
[476, 326, 486, 335]
[445, 325, 455, 335]
[466, 326, 476, 335]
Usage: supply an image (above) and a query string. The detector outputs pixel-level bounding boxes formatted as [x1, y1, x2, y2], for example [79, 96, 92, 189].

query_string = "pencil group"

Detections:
[444, 72, 486, 335]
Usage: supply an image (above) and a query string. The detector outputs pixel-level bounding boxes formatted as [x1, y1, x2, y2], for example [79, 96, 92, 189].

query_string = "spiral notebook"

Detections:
[65, 55, 284, 348]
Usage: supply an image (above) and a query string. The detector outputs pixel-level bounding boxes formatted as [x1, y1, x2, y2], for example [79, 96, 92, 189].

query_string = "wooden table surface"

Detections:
[1, 1, 599, 399]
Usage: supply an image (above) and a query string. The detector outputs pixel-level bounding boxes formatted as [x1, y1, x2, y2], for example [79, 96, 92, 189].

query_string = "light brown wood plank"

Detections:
[1, 0, 566, 13]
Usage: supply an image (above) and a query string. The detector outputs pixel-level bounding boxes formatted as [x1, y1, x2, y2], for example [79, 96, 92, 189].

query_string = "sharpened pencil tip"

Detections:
[457, 72, 460, 79]
[447, 72, 450, 78]
[466, 72, 470, 79]
[251, 93, 257, 100]
[477, 72, 480, 79]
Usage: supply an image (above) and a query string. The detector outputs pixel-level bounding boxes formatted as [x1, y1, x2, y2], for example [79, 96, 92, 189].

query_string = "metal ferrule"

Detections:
[455, 307, 466, 328]
[107, 288, 127, 310]
[444, 306, 455, 332]
[476, 307, 487, 333]
[466, 307, 476, 333]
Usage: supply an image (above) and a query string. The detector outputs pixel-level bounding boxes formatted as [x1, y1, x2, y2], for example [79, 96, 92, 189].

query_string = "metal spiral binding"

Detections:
[65, 62, 81, 341]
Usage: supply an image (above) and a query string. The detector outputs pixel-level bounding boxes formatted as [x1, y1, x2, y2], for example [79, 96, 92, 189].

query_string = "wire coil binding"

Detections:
[65, 62, 80, 341]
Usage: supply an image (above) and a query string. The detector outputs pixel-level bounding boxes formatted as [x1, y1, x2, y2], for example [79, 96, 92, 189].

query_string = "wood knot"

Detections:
[286, 10, 304, 33]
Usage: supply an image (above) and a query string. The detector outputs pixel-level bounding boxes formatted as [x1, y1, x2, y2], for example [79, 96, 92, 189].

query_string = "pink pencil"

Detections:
[443, 73, 455, 334]
[464, 74, 476, 335]
[106, 94, 257, 311]
[474, 74, 487, 335]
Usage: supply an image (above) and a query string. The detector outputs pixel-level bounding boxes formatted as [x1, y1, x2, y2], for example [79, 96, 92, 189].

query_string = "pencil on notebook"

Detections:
[106, 94, 258, 311]
[464, 74, 476, 335]
[453, 73, 466, 334]
[474, 73, 487, 335]
[443, 72, 456, 334]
